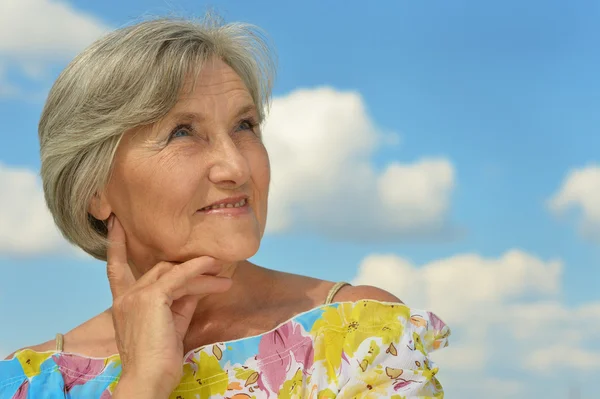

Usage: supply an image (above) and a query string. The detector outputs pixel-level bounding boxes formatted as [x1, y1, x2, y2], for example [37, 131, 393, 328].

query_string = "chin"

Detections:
[213, 238, 261, 262]
[185, 229, 262, 263]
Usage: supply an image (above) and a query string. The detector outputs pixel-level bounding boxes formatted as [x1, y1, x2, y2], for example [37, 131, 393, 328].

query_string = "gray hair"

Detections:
[39, 15, 277, 260]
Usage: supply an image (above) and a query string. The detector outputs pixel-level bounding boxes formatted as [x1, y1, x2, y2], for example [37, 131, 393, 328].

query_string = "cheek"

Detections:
[109, 151, 201, 216]
[253, 145, 271, 195]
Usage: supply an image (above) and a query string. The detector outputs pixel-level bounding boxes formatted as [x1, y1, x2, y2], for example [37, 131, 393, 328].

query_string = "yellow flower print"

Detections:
[171, 351, 228, 399]
[358, 340, 383, 372]
[316, 388, 337, 398]
[311, 301, 409, 382]
[311, 300, 410, 382]
[15, 349, 54, 378]
[278, 368, 303, 399]
[341, 369, 391, 399]
[103, 355, 121, 394]
[412, 332, 427, 357]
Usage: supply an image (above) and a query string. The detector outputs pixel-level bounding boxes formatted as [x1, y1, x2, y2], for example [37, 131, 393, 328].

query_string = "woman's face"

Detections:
[100, 58, 270, 270]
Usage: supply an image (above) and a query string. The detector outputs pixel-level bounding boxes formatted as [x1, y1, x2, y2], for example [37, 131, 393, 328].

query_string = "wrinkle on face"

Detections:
[104, 58, 270, 271]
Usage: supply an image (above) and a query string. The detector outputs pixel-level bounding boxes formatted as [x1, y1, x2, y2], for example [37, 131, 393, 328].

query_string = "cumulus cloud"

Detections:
[0, 0, 108, 59]
[0, 163, 75, 256]
[525, 345, 600, 373]
[0, 0, 110, 97]
[352, 250, 600, 397]
[263, 87, 456, 239]
[548, 164, 600, 241]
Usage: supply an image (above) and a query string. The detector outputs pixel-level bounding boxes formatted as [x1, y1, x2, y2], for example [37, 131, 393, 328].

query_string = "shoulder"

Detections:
[0, 340, 56, 395]
[3, 310, 116, 361]
[3, 340, 55, 360]
[334, 284, 404, 304]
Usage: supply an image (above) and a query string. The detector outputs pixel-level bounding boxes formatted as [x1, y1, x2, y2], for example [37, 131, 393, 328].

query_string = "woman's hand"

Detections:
[106, 215, 233, 399]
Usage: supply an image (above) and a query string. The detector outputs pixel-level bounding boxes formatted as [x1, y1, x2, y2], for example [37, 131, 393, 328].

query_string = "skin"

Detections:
[93, 57, 288, 355]
[96, 57, 270, 272]
[6, 57, 402, 396]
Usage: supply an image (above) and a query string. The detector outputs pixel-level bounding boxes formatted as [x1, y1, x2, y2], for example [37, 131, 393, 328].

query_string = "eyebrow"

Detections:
[168, 103, 258, 124]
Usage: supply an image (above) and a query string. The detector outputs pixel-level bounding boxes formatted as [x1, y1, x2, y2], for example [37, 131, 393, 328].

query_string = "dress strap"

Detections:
[55, 333, 64, 352]
[325, 281, 350, 304]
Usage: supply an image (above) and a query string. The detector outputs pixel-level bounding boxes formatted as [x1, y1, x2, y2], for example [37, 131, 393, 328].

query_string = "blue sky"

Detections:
[1, 1, 599, 398]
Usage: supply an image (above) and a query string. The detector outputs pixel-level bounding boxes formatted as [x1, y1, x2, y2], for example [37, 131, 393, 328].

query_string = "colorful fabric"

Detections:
[0, 300, 450, 398]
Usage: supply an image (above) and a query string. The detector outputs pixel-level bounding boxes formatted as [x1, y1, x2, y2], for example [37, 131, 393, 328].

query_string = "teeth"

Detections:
[201, 198, 247, 211]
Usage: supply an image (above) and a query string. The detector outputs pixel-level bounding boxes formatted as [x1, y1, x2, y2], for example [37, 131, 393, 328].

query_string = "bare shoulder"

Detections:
[4, 339, 56, 360]
[4, 310, 116, 360]
[334, 284, 404, 304]
[267, 267, 404, 306]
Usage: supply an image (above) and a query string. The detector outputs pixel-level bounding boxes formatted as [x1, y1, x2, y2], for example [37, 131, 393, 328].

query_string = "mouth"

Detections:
[197, 197, 249, 213]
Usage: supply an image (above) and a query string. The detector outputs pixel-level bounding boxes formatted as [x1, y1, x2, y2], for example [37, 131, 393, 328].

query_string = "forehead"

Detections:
[177, 58, 252, 103]
[127, 59, 257, 142]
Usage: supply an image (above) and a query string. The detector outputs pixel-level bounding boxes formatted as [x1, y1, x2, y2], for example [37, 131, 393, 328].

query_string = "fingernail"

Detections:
[107, 215, 114, 231]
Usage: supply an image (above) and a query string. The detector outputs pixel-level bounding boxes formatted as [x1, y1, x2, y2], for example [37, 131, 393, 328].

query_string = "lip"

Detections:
[196, 195, 250, 216]
[203, 195, 248, 209]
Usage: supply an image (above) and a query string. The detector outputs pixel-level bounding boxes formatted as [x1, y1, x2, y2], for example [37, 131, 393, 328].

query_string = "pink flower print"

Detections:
[12, 379, 29, 399]
[427, 311, 446, 332]
[257, 321, 314, 393]
[53, 354, 107, 392]
[393, 378, 420, 391]
[185, 352, 194, 363]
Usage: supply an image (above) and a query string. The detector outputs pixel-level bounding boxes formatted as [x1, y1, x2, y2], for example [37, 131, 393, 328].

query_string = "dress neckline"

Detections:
[4, 299, 409, 362]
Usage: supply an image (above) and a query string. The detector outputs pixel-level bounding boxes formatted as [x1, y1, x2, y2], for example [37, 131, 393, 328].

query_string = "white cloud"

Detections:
[0, 163, 75, 256]
[0, 0, 109, 60]
[525, 345, 600, 373]
[548, 164, 600, 241]
[352, 250, 600, 397]
[0, 0, 110, 98]
[263, 87, 456, 239]
[439, 374, 525, 399]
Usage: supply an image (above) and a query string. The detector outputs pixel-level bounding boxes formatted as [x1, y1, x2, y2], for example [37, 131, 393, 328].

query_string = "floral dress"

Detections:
[0, 300, 450, 398]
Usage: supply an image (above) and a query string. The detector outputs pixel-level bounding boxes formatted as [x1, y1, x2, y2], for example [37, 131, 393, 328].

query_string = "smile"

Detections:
[199, 198, 247, 211]
[197, 197, 250, 215]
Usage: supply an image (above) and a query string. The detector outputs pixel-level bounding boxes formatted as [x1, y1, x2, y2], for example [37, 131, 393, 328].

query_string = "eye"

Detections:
[236, 118, 258, 133]
[168, 124, 193, 141]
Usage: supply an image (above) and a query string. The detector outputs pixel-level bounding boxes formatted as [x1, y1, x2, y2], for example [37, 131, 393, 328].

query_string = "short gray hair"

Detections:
[39, 15, 277, 260]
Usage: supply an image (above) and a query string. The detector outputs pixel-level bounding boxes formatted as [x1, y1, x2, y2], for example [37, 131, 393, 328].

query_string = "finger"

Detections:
[171, 295, 201, 341]
[132, 261, 174, 288]
[106, 215, 136, 298]
[155, 258, 228, 298]
[133, 257, 221, 291]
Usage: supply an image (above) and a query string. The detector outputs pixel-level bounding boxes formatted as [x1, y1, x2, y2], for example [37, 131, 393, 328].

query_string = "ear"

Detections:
[88, 190, 112, 221]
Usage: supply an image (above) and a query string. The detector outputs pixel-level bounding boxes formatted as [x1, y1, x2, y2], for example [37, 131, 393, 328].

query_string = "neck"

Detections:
[127, 255, 247, 322]
[182, 260, 258, 352]
[103, 260, 251, 357]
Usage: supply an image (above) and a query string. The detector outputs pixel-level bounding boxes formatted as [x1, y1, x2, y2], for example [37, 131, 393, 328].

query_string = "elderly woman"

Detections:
[0, 17, 450, 399]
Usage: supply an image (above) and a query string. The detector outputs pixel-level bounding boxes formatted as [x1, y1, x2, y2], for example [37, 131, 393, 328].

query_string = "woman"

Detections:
[0, 16, 450, 398]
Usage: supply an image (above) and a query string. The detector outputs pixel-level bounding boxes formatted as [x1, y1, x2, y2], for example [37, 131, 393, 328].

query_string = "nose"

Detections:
[207, 135, 251, 189]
